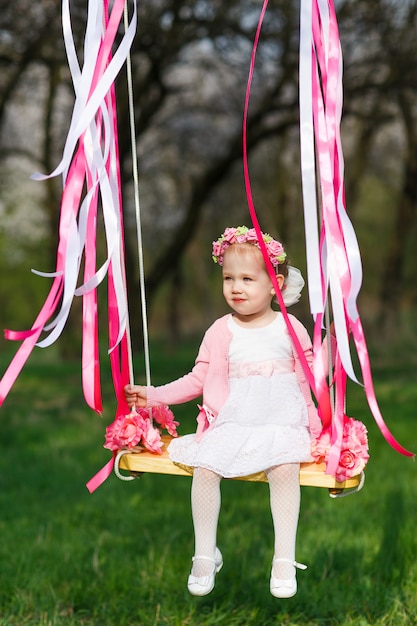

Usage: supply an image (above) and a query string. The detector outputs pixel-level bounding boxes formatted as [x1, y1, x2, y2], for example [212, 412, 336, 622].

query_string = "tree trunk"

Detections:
[378, 92, 417, 335]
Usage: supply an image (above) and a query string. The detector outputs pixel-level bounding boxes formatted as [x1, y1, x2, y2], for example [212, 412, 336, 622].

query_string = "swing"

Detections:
[0, 2, 410, 499]
[115, 435, 364, 494]
[106, 2, 365, 498]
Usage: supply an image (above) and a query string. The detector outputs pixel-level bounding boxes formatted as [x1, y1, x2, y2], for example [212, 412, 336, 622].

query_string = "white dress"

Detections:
[168, 314, 313, 478]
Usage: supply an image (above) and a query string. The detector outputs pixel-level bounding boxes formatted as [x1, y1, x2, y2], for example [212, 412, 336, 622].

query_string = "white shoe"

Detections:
[270, 558, 307, 598]
[187, 547, 223, 596]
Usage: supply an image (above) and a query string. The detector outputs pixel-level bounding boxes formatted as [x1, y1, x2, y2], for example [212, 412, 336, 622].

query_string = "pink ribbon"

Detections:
[86, 453, 116, 494]
[308, 0, 413, 463]
[242, 0, 332, 428]
[0, 1, 138, 490]
[244, 0, 414, 477]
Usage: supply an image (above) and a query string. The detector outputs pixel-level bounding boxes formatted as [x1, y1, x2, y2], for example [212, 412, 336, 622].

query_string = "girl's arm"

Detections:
[124, 337, 210, 409]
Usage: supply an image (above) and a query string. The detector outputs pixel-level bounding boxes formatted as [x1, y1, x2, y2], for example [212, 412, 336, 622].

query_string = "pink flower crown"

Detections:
[212, 226, 287, 268]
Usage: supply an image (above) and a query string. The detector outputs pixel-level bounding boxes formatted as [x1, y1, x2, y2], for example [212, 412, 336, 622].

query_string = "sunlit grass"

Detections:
[0, 341, 416, 625]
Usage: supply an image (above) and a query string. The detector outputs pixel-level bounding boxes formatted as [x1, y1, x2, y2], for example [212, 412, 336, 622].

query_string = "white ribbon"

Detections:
[29, 0, 136, 351]
[299, 0, 323, 316]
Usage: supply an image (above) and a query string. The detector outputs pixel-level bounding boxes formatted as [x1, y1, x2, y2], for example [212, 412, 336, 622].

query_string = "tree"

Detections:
[339, 0, 417, 331]
[1, 0, 417, 348]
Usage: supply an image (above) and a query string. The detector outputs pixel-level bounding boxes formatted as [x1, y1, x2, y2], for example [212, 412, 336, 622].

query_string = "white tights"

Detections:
[190, 463, 300, 579]
[191, 467, 222, 577]
[266, 463, 301, 579]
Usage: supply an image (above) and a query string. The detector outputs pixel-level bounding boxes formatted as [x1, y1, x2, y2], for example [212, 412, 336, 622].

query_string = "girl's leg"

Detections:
[191, 467, 222, 577]
[266, 463, 301, 580]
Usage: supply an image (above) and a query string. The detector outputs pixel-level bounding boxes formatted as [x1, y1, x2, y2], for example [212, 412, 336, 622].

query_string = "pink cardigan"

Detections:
[146, 313, 324, 440]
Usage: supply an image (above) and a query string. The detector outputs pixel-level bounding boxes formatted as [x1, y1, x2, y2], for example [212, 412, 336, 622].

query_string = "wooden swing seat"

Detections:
[117, 435, 361, 490]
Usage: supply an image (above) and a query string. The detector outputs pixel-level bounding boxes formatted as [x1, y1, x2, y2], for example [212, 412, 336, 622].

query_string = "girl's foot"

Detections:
[187, 547, 223, 596]
[270, 557, 307, 598]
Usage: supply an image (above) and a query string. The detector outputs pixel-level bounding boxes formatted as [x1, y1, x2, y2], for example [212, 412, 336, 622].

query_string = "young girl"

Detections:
[125, 225, 323, 599]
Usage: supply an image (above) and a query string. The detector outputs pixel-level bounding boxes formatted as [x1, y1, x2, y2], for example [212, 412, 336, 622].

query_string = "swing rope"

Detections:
[110, 0, 372, 493]
[109, 1, 151, 483]
[123, 1, 152, 395]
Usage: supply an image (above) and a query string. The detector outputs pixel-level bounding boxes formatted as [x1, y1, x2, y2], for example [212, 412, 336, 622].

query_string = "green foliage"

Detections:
[0, 343, 416, 625]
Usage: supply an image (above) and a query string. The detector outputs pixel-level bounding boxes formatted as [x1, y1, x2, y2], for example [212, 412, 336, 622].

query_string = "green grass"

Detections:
[0, 340, 416, 625]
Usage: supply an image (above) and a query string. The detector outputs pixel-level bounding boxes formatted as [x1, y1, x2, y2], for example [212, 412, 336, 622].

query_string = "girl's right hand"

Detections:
[124, 384, 148, 408]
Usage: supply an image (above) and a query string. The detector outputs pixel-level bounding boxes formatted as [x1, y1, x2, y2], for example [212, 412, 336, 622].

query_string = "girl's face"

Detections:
[222, 244, 284, 326]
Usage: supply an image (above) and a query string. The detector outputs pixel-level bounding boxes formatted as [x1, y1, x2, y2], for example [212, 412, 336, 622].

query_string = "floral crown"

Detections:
[212, 226, 287, 268]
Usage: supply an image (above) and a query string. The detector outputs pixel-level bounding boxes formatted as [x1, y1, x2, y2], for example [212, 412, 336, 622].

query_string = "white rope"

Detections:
[114, 449, 140, 481]
[123, 0, 152, 392]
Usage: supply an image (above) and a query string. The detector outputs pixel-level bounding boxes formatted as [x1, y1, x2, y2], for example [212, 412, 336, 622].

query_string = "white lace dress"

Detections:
[168, 314, 313, 477]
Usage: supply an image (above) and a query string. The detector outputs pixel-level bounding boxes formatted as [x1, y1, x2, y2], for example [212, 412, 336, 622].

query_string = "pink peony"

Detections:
[103, 404, 179, 455]
[104, 412, 143, 451]
[311, 429, 331, 462]
[150, 406, 179, 437]
[344, 419, 368, 456]
[142, 420, 164, 454]
[311, 417, 369, 481]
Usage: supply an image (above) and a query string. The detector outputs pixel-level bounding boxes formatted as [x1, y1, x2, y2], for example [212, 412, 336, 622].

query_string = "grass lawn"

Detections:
[0, 339, 416, 625]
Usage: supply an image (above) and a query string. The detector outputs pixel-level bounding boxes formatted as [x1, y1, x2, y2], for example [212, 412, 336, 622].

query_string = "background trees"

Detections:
[1, 0, 417, 350]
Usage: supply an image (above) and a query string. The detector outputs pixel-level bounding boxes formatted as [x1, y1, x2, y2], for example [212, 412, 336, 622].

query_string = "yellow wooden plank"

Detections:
[117, 435, 361, 489]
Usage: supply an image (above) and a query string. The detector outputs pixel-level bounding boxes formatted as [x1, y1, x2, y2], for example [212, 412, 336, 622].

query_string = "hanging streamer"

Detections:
[243, 0, 332, 434]
[1, 0, 412, 493]
[302, 0, 413, 466]
[0, 0, 136, 424]
[244, 0, 413, 474]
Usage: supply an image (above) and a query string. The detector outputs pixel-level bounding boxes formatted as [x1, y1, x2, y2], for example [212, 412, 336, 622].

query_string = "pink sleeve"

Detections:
[146, 339, 209, 407]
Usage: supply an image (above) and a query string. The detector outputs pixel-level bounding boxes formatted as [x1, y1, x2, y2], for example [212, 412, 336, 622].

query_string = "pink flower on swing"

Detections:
[103, 405, 178, 455]
[310, 429, 332, 463]
[335, 419, 369, 482]
[336, 448, 365, 482]
[104, 412, 143, 451]
[141, 419, 164, 454]
[150, 405, 179, 437]
[311, 417, 369, 482]
[344, 418, 368, 456]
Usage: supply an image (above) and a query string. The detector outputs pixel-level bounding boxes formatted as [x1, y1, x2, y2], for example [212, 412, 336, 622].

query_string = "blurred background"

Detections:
[1, 0, 417, 357]
[1, 4, 417, 623]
